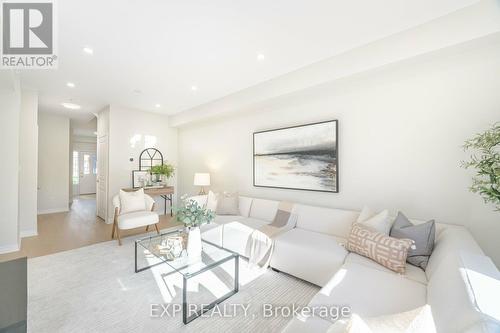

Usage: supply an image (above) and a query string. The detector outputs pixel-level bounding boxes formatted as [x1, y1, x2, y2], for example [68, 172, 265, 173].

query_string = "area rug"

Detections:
[27, 229, 319, 333]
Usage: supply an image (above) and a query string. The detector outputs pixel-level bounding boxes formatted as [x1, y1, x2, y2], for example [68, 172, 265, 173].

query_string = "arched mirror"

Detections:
[139, 148, 163, 171]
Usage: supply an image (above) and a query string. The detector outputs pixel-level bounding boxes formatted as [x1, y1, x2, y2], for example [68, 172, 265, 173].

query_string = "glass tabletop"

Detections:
[135, 229, 237, 277]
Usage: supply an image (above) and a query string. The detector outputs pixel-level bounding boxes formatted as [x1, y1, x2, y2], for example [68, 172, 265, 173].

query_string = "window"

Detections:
[83, 154, 90, 175]
[72, 151, 79, 184]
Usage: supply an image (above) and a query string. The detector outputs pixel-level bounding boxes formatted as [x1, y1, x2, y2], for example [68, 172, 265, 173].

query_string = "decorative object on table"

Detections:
[151, 163, 175, 184]
[156, 235, 184, 260]
[139, 148, 164, 171]
[390, 212, 435, 269]
[193, 172, 210, 195]
[461, 122, 500, 211]
[174, 195, 216, 258]
[132, 170, 150, 188]
[253, 120, 338, 193]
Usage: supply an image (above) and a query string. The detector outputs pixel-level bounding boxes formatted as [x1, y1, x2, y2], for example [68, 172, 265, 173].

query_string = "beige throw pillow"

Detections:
[119, 188, 146, 214]
[346, 224, 414, 274]
[216, 192, 240, 215]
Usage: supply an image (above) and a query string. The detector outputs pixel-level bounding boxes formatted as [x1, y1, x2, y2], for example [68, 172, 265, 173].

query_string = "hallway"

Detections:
[0, 195, 180, 262]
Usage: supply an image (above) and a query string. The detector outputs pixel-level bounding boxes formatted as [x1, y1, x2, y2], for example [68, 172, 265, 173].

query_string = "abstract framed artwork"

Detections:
[253, 120, 338, 193]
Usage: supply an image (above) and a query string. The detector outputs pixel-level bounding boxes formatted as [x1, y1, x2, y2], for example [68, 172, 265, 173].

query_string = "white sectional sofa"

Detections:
[191, 194, 500, 332]
[282, 223, 500, 333]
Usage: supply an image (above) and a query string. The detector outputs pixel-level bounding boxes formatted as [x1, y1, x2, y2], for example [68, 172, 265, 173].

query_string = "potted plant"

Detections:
[462, 122, 500, 211]
[174, 195, 215, 258]
[151, 163, 175, 184]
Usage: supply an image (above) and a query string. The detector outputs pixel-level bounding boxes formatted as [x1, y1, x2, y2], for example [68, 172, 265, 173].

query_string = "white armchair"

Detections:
[111, 192, 160, 245]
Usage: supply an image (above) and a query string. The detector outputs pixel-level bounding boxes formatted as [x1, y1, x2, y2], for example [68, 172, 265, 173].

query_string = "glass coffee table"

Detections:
[135, 229, 239, 324]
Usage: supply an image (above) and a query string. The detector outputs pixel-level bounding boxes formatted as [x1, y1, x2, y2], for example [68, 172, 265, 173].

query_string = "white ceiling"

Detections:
[16, 0, 478, 119]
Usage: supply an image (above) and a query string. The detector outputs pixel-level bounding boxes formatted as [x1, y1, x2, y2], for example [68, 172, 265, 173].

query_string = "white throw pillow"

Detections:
[206, 190, 218, 212]
[119, 188, 146, 214]
[357, 206, 391, 235]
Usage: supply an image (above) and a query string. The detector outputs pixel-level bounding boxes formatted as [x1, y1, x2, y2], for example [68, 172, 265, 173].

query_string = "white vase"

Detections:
[187, 227, 202, 259]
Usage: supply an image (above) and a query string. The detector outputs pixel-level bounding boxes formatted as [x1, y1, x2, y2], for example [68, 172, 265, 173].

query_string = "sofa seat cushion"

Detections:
[282, 316, 334, 333]
[345, 253, 427, 285]
[222, 218, 269, 257]
[213, 215, 244, 224]
[201, 223, 223, 247]
[117, 211, 158, 229]
[309, 262, 426, 319]
[270, 228, 348, 287]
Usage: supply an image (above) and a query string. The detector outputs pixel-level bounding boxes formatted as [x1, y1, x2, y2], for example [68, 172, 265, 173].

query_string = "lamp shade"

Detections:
[193, 173, 210, 186]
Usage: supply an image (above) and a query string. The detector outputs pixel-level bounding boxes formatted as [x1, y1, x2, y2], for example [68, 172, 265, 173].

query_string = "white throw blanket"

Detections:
[248, 214, 297, 269]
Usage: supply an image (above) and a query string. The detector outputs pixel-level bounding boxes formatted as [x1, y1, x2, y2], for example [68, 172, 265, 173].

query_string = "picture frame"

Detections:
[132, 170, 150, 188]
[253, 120, 338, 193]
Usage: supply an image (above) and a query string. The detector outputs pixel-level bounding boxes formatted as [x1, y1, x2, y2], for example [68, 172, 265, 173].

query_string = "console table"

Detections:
[123, 186, 174, 216]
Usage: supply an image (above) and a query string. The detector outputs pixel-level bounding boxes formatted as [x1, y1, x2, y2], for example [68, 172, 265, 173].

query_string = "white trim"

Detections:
[37, 207, 69, 215]
[20, 229, 38, 238]
[0, 243, 20, 254]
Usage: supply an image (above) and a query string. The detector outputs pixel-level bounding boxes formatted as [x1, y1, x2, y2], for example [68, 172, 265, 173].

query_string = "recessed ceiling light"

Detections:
[155, 104, 161, 108]
[66, 82, 75, 88]
[61, 102, 81, 110]
[191, 85, 198, 91]
[83, 47, 93, 55]
[257, 53, 265, 61]
[133, 89, 142, 94]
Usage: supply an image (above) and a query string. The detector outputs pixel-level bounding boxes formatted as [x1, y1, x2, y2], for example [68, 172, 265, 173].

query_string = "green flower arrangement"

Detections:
[151, 163, 175, 179]
[174, 195, 215, 228]
[462, 122, 500, 211]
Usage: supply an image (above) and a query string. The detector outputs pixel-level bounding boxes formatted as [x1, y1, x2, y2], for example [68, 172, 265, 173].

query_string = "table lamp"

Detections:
[193, 173, 210, 195]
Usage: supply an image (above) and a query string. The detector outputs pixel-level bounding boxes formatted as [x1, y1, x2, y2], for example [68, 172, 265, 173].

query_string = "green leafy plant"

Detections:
[462, 122, 500, 211]
[151, 163, 175, 178]
[174, 195, 215, 228]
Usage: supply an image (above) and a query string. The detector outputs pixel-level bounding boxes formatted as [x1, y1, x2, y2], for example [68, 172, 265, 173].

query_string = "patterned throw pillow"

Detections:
[346, 224, 414, 274]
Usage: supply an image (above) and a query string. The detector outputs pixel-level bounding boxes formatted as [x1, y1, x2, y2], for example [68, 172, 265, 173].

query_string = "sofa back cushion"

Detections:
[427, 251, 500, 332]
[238, 196, 253, 217]
[249, 198, 279, 222]
[293, 204, 359, 238]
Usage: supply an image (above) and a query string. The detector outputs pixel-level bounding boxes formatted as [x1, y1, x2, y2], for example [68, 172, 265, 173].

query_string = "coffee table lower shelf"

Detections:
[134, 239, 239, 324]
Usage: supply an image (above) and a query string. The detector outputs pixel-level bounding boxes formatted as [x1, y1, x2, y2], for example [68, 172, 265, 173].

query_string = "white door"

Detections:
[79, 151, 97, 194]
[97, 136, 108, 220]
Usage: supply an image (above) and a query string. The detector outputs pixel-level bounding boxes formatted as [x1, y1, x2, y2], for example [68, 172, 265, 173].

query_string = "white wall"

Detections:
[178, 40, 500, 266]
[19, 90, 38, 237]
[0, 83, 21, 253]
[106, 106, 178, 222]
[37, 113, 70, 214]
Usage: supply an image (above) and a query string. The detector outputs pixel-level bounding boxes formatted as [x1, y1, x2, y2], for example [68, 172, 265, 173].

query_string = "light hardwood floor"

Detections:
[0, 195, 181, 262]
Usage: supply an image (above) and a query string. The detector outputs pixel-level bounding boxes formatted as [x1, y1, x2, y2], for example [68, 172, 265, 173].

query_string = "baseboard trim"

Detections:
[0, 243, 20, 254]
[20, 229, 38, 238]
[37, 208, 69, 215]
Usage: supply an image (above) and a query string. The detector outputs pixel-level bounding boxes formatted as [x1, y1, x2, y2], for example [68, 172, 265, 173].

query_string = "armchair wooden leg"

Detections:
[116, 226, 122, 246]
[111, 220, 116, 239]
[154, 223, 160, 234]
[145, 225, 149, 232]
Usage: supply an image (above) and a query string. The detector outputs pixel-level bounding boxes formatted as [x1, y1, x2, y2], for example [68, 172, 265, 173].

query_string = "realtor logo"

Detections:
[1, 0, 57, 68]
